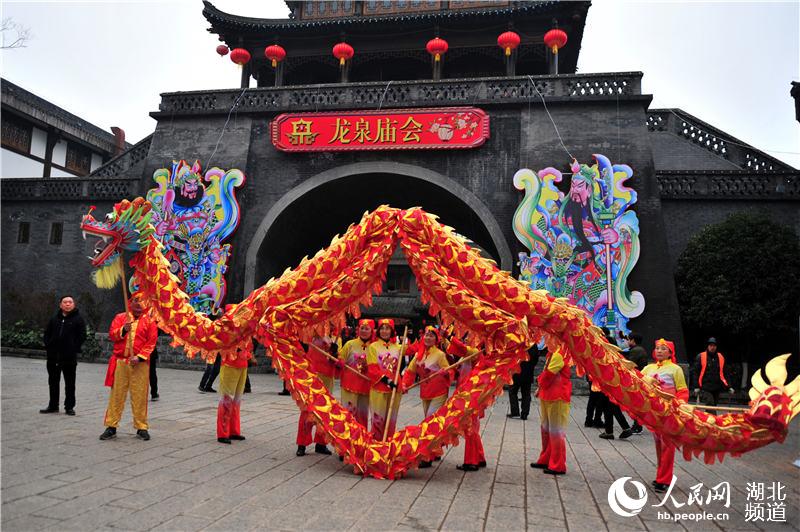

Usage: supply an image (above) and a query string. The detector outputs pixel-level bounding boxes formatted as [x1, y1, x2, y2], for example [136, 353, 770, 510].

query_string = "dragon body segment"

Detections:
[81, 198, 799, 477]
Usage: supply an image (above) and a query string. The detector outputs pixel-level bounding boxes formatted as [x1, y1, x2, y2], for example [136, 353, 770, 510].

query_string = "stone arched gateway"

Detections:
[244, 161, 514, 294]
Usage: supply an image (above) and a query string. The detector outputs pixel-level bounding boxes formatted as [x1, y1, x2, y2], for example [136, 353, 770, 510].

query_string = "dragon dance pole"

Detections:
[119, 258, 130, 317]
[382, 326, 409, 442]
[405, 351, 482, 392]
[309, 342, 369, 380]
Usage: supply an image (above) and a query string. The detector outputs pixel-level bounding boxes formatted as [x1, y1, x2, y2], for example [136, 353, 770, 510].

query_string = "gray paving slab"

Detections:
[2, 356, 798, 531]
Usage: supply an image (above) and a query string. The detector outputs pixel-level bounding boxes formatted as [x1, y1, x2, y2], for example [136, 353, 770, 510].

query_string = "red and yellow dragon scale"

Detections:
[81, 198, 799, 478]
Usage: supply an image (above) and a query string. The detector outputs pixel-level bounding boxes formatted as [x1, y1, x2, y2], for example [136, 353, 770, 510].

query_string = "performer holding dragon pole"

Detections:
[642, 338, 689, 493]
[530, 346, 572, 475]
[100, 293, 158, 442]
[401, 326, 452, 468]
[447, 336, 486, 472]
[338, 319, 374, 428]
[216, 327, 252, 445]
[367, 319, 404, 441]
[296, 335, 337, 456]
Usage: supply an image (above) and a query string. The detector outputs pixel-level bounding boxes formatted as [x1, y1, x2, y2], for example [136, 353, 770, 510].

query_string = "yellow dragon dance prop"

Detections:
[82, 199, 800, 479]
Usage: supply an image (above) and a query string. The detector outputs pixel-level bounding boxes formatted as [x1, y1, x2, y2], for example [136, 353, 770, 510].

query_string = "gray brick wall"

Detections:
[3, 96, 797, 361]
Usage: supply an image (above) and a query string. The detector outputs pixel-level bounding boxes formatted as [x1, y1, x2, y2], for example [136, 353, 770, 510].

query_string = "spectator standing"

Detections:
[508, 343, 545, 420]
[625, 333, 649, 433]
[690, 337, 734, 409]
[41, 295, 86, 416]
[150, 347, 159, 401]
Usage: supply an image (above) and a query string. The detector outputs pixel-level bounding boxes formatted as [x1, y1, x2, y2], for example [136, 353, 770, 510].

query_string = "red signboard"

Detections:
[271, 107, 489, 152]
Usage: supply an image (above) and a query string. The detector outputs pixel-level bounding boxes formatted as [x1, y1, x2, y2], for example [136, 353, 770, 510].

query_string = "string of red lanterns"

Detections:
[215, 28, 568, 72]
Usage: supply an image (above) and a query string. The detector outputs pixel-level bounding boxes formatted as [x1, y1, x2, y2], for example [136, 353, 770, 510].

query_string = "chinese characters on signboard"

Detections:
[271, 108, 489, 152]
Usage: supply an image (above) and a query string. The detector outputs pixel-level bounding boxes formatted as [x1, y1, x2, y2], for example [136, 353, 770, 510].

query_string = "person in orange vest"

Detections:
[530, 347, 572, 475]
[690, 337, 734, 409]
[642, 338, 689, 493]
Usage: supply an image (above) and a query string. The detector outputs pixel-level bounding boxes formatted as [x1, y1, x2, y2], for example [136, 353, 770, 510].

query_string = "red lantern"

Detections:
[543, 29, 568, 54]
[426, 37, 448, 62]
[216, 44, 229, 57]
[332, 42, 354, 66]
[230, 48, 251, 66]
[265, 44, 286, 68]
[497, 31, 521, 56]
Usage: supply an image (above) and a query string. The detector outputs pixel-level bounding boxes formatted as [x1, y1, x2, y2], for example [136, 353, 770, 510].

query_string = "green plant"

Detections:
[82, 328, 104, 360]
[1, 320, 45, 349]
[675, 211, 800, 366]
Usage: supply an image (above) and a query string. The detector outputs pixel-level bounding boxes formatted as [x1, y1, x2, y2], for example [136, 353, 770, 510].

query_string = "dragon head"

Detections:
[746, 354, 800, 439]
[81, 197, 155, 288]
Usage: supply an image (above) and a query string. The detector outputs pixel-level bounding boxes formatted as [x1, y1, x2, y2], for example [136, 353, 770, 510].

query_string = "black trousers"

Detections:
[149, 351, 159, 397]
[604, 400, 630, 433]
[585, 390, 606, 424]
[699, 389, 721, 406]
[508, 379, 532, 417]
[47, 359, 76, 410]
[199, 356, 221, 390]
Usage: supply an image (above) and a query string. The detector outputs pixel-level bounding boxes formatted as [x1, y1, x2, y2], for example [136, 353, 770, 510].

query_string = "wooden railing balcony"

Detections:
[152, 72, 645, 117]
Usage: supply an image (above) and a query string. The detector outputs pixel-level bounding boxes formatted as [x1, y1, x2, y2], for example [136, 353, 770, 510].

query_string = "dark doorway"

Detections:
[255, 172, 499, 286]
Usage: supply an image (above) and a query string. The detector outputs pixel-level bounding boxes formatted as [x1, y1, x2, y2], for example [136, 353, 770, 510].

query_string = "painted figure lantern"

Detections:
[513, 154, 644, 337]
[146, 160, 245, 315]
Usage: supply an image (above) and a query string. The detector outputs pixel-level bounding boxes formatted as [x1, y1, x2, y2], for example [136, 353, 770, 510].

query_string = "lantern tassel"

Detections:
[435, 53, 440, 62]
[551, 45, 558, 55]
[272, 59, 277, 68]
[505, 47, 512, 56]
[340, 57, 345, 66]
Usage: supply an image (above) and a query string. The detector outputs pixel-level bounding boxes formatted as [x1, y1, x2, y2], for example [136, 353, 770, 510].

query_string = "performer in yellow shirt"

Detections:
[366, 318, 403, 440]
[530, 348, 572, 475]
[337, 319, 374, 428]
[401, 326, 451, 468]
[642, 338, 689, 493]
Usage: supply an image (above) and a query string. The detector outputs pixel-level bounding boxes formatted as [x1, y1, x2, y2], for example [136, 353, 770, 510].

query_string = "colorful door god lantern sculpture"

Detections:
[145, 160, 245, 315]
[513, 154, 644, 338]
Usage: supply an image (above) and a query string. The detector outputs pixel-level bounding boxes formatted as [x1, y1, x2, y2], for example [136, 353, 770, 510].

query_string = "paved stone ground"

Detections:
[2, 356, 798, 531]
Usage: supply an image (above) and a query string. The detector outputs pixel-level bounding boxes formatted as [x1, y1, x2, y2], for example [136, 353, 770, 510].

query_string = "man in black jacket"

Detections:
[41, 295, 87, 415]
[508, 342, 546, 420]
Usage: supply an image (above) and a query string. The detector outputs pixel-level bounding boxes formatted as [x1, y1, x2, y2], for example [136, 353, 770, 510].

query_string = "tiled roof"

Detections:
[1, 78, 125, 150]
[203, 0, 578, 32]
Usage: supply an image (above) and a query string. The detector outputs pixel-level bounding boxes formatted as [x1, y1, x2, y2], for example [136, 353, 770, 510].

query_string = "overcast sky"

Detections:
[2, 0, 798, 168]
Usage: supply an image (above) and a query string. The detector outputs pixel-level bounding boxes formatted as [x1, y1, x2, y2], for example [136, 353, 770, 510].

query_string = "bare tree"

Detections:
[1, 18, 31, 49]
